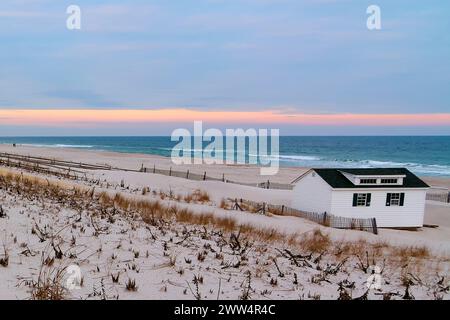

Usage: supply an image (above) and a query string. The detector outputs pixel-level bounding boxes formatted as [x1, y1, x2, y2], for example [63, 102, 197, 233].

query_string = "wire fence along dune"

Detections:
[229, 198, 378, 235]
[426, 187, 450, 203]
[0, 153, 80, 179]
[142, 165, 294, 190]
[0, 152, 294, 190]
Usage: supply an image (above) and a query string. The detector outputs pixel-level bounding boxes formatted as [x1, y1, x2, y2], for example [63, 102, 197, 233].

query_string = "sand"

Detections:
[0, 167, 449, 300]
[0, 143, 449, 300]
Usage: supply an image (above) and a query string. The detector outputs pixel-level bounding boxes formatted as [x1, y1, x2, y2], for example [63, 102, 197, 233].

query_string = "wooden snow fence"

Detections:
[426, 187, 450, 203]
[229, 198, 378, 234]
[142, 165, 294, 190]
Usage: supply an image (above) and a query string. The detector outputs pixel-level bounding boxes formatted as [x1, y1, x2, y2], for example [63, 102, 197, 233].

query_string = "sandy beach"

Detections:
[0, 143, 449, 300]
[1, 144, 449, 187]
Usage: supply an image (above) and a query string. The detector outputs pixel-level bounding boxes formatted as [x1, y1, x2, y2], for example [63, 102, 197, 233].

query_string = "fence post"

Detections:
[203, 171, 206, 181]
[222, 173, 225, 182]
[323, 212, 327, 225]
[372, 218, 378, 235]
[267, 180, 270, 189]
[281, 205, 285, 215]
[153, 165, 156, 173]
[232, 198, 243, 211]
[447, 192, 450, 203]
[186, 170, 189, 179]
[169, 167, 172, 176]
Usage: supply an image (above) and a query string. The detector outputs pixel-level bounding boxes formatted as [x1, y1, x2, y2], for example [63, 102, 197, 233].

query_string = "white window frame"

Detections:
[389, 193, 401, 206]
[381, 178, 398, 184]
[356, 193, 368, 206]
[359, 178, 377, 184]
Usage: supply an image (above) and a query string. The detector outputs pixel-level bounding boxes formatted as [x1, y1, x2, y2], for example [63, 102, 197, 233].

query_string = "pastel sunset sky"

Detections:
[1, 0, 449, 135]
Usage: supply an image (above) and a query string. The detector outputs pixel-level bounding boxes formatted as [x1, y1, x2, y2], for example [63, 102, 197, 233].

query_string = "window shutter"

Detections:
[366, 193, 371, 206]
[400, 193, 405, 206]
[386, 193, 391, 206]
[352, 194, 358, 207]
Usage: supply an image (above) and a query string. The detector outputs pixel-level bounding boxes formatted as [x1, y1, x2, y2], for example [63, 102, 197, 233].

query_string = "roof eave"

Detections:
[331, 187, 430, 191]
[291, 169, 314, 184]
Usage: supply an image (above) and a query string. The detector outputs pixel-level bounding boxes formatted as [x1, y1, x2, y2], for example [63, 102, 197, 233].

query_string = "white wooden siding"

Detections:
[330, 189, 427, 227]
[292, 171, 332, 214]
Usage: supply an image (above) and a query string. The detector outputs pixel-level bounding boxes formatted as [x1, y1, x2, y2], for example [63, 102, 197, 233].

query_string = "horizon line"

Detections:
[1, 135, 450, 138]
[1, 109, 450, 127]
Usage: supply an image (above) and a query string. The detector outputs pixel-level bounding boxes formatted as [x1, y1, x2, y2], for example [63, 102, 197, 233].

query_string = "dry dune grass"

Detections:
[149, 188, 211, 205]
[105, 192, 281, 241]
[29, 262, 68, 300]
[191, 189, 211, 203]
[394, 245, 430, 260]
[219, 198, 229, 210]
[298, 229, 332, 253]
[0, 169, 285, 243]
[181, 189, 210, 204]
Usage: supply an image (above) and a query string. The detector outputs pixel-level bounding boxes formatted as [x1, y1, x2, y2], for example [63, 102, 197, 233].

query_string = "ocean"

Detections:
[0, 136, 449, 177]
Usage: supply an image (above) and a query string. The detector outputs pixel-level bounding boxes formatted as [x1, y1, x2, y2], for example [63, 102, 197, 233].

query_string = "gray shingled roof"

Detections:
[311, 168, 429, 189]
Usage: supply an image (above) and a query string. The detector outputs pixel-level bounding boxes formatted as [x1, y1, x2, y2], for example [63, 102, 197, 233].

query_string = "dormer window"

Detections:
[360, 178, 377, 184]
[381, 178, 398, 184]
[338, 170, 407, 186]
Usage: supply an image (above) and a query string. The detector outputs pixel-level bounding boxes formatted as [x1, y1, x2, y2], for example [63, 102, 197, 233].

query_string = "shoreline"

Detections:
[1, 143, 449, 188]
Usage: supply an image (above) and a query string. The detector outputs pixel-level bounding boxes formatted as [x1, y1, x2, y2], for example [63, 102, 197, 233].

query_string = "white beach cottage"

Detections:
[291, 168, 429, 228]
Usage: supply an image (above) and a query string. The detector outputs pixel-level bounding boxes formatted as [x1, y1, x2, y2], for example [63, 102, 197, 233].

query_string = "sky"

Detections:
[0, 0, 449, 135]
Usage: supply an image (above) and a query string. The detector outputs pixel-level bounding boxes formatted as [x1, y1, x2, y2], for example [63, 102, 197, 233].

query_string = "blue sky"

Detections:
[0, 0, 449, 135]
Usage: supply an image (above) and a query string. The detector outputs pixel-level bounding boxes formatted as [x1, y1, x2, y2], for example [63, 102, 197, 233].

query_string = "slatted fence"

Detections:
[143, 165, 294, 190]
[0, 152, 294, 190]
[427, 190, 450, 203]
[230, 198, 378, 234]
[0, 152, 113, 171]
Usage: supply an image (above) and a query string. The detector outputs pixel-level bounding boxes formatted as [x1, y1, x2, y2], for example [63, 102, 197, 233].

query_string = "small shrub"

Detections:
[299, 229, 331, 253]
[126, 278, 138, 291]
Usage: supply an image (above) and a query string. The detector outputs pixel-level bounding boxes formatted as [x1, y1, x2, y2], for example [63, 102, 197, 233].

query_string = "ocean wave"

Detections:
[277, 154, 321, 161]
[55, 144, 94, 148]
[327, 159, 450, 176]
[257, 154, 450, 176]
[22, 143, 94, 149]
[245, 154, 320, 161]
